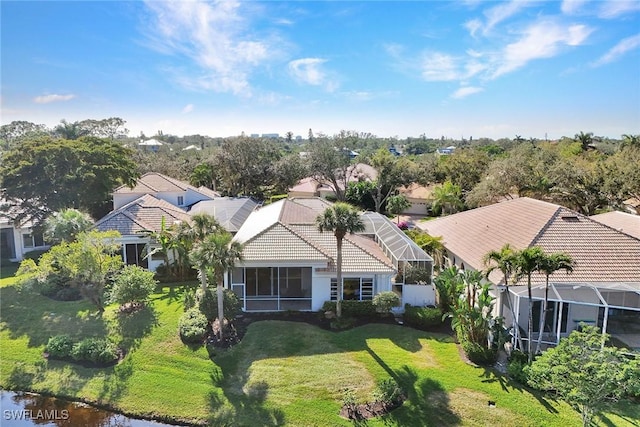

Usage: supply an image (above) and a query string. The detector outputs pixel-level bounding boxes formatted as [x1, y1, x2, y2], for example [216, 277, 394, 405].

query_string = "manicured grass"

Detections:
[1, 277, 638, 426]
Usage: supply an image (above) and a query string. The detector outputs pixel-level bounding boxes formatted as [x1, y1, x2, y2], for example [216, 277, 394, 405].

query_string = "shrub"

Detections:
[46, 335, 74, 359]
[109, 265, 158, 307]
[461, 340, 498, 365]
[403, 305, 443, 329]
[179, 308, 208, 343]
[183, 288, 196, 311]
[23, 249, 49, 262]
[321, 300, 377, 317]
[196, 288, 242, 321]
[70, 338, 118, 364]
[507, 357, 529, 384]
[373, 378, 403, 404]
[372, 291, 400, 314]
[16, 258, 38, 276]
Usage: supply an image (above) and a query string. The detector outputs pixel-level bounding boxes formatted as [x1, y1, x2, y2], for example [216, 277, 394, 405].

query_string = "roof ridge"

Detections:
[585, 211, 640, 242]
[242, 222, 331, 261]
[280, 223, 334, 259]
[344, 233, 395, 269]
[529, 206, 563, 247]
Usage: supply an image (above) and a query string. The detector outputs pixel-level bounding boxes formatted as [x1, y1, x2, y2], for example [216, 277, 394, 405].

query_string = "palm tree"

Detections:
[483, 244, 524, 351]
[535, 252, 574, 354]
[621, 134, 640, 149]
[513, 246, 545, 363]
[574, 131, 594, 151]
[431, 181, 463, 216]
[189, 231, 243, 340]
[43, 208, 93, 244]
[316, 202, 365, 318]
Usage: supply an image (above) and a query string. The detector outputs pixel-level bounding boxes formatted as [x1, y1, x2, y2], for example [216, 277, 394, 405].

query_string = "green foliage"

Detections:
[373, 378, 403, 404]
[195, 288, 241, 321]
[345, 181, 376, 211]
[321, 300, 378, 317]
[526, 326, 639, 426]
[16, 258, 38, 276]
[461, 340, 498, 365]
[109, 265, 158, 307]
[70, 337, 118, 365]
[23, 249, 49, 262]
[341, 388, 357, 410]
[434, 266, 464, 313]
[507, 351, 530, 384]
[372, 291, 400, 314]
[386, 194, 411, 217]
[403, 305, 443, 329]
[405, 229, 445, 270]
[44, 208, 93, 244]
[45, 335, 74, 359]
[0, 135, 139, 224]
[268, 194, 288, 204]
[182, 288, 196, 311]
[178, 308, 208, 344]
[398, 264, 432, 285]
[431, 180, 464, 216]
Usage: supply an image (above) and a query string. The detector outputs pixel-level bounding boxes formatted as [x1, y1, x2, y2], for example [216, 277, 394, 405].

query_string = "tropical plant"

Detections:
[513, 246, 545, 363]
[534, 252, 574, 354]
[316, 202, 365, 318]
[483, 244, 523, 351]
[621, 134, 640, 149]
[109, 265, 158, 309]
[433, 266, 464, 313]
[431, 181, 464, 216]
[574, 131, 594, 151]
[43, 208, 93, 244]
[405, 229, 445, 270]
[385, 194, 411, 223]
[189, 231, 243, 340]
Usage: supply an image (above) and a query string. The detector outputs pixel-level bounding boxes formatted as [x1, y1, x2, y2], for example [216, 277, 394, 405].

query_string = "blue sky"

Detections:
[2, 1, 639, 140]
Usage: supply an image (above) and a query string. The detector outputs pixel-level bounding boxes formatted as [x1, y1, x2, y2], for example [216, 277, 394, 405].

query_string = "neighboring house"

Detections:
[287, 163, 378, 199]
[189, 197, 260, 234]
[112, 172, 219, 210]
[398, 183, 434, 215]
[418, 197, 640, 350]
[138, 138, 163, 152]
[0, 215, 48, 262]
[230, 198, 434, 312]
[591, 211, 640, 240]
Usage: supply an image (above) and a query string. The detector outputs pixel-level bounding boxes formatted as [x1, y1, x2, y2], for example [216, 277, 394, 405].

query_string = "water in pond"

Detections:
[0, 390, 178, 426]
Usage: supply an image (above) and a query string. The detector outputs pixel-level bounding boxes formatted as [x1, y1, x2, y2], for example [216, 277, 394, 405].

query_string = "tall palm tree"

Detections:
[432, 181, 464, 216]
[189, 231, 243, 339]
[316, 202, 365, 318]
[621, 134, 640, 149]
[483, 243, 524, 351]
[43, 208, 93, 244]
[535, 252, 574, 354]
[574, 131, 594, 151]
[513, 246, 546, 363]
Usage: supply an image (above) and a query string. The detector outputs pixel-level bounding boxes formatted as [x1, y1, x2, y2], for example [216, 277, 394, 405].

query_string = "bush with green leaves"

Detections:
[179, 308, 209, 344]
[461, 340, 498, 366]
[372, 291, 400, 314]
[321, 300, 377, 317]
[403, 305, 443, 329]
[183, 288, 196, 311]
[196, 288, 241, 321]
[70, 338, 118, 364]
[109, 265, 158, 307]
[46, 335, 74, 359]
[372, 378, 403, 404]
[507, 350, 530, 384]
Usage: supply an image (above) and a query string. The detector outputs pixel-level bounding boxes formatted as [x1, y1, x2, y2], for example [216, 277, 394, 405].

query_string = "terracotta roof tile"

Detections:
[590, 211, 640, 240]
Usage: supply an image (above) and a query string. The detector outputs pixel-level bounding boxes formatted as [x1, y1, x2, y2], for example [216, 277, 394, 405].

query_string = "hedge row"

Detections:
[403, 305, 443, 329]
[46, 335, 119, 365]
[321, 300, 378, 317]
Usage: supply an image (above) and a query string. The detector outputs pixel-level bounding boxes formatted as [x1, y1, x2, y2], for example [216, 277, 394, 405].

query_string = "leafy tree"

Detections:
[308, 137, 354, 201]
[189, 231, 243, 339]
[513, 246, 546, 363]
[189, 162, 219, 190]
[437, 148, 490, 193]
[431, 181, 464, 216]
[385, 194, 410, 223]
[272, 153, 308, 195]
[0, 136, 139, 224]
[345, 181, 376, 211]
[535, 252, 573, 354]
[604, 146, 640, 207]
[368, 148, 416, 213]
[109, 265, 158, 308]
[548, 156, 608, 215]
[483, 244, 523, 351]
[43, 208, 93, 244]
[54, 119, 90, 140]
[316, 202, 365, 318]
[526, 326, 640, 427]
[0, 120, 49, 150]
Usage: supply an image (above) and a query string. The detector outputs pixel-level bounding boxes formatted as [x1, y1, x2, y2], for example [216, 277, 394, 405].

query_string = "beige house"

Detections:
[418, 197, 640, 350]
[591, 210, 640, 240]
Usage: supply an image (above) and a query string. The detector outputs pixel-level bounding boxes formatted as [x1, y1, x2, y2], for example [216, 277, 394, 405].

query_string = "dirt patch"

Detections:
[340, 396, 406, 420]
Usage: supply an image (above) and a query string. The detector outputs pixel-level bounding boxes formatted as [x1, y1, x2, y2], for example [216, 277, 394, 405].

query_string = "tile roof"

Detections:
[240, 223, 330, 262]
[590, 211, 640, 240]
[418, 197, 640, 286]
[189, 197, 259, 232]
[114, 172, 194, 194]
[94, 194, 191, 235]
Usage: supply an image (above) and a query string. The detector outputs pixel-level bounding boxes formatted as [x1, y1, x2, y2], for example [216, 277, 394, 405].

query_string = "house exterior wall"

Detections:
[184, 188, 212, 206]
[1, 224, 49, 261]
[402, 199, 428, 215]
[113, 193, 145, 210]
[402, 284, 436, 307]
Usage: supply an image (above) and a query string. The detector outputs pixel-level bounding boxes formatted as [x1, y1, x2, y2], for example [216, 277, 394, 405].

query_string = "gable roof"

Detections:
[419, 197, 640, 285]
[114, 172, 196, 194]
[94, 194, 191, 235]
[189, 197, 259, 233]
[590, 211, 640, 240]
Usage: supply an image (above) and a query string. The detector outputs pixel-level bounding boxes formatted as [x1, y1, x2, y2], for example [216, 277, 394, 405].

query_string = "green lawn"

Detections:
[1, 276, 638, 426]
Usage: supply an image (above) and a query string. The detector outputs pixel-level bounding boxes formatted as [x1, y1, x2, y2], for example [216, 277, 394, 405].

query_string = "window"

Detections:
[177, 196, 184, 206]
[331, 278, 374, 301]
[124, 243, 148, 268]
[22, 233, 44, 249]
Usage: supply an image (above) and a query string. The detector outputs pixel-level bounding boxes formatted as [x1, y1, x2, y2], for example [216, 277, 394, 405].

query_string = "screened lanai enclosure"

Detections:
[507, 282, 640, 351]
[360, 212, 434, 305]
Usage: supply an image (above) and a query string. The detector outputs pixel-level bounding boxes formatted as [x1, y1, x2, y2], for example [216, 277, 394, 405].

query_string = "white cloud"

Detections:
[142, 0, 275, 96]
[599, 0, 640, 18]
[288, 58, 338, 91]
[493, 20, 592, 77]
[561, 0, 588, 15]
[420, 52, 460, 81]
[182, 104, 194, 114]
[33, 94, 76, 104]
[451, 86, 484, 99]
[592, 33, 640, 67]
[466, 1, 533, 36]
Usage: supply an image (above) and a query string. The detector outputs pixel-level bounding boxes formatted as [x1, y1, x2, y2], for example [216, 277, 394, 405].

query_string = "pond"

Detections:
[1, 390, 180, 426]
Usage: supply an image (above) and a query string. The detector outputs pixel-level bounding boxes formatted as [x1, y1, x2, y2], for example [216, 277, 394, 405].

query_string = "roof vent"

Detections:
[560, 214, 579, 221]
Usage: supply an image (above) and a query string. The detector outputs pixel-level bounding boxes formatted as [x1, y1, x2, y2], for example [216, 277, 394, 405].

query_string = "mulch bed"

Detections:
[340, 397, 406, 420]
